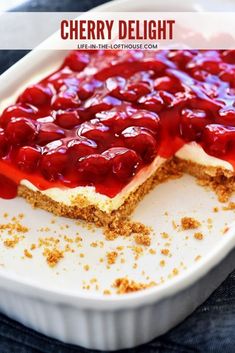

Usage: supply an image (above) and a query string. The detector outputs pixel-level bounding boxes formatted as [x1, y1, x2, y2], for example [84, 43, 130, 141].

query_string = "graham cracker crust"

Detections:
[18, 157, 235, 227]
[174, 158, 235, 202]
[18, 159, 180, 227]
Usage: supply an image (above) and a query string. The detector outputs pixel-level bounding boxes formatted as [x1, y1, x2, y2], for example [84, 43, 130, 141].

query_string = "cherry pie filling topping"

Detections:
[0, 49, 235, 199]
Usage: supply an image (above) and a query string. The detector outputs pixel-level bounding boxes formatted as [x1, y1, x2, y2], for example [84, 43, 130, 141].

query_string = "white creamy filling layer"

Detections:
[20, 142, 234, 213]
[175, 142, 233, 171]
[21, 156, 166, 213]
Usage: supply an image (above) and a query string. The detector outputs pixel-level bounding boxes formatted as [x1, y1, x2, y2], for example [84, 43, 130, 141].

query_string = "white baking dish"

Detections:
[0, 0, 235, 351]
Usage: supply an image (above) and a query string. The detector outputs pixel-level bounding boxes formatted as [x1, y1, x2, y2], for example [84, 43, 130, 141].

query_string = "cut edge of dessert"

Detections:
[0, 49, 235, 231]
[17, 154, 235, 228]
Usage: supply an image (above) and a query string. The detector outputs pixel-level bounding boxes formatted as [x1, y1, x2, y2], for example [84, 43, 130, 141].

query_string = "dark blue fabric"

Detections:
[1, 0, 235, 352]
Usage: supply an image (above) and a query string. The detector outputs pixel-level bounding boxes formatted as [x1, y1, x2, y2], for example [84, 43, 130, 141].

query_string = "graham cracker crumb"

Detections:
[103, 289, 111, 295]
[173, 268, 179, 276]
[161, 232, 169, 239]
[106, 251, 118, 265]
[161, 248, 170, 256]
[194, 232, 204, 240]
[24, 249, 33, 258]
[160, 260, 166, 267]
[181, 217, 201, 230]
[195, 255, 202, 261]
[90, 242, 98, 248]
[223, 226, 229, 234]
[113, 277, 156, 294]
[0, 215, 27, 248]
[83, 264, 90, 271]
[43, 248, 64, 267]
[172, 221, 178, 230]
[131, 245, 144, 260]
[3, 236, 20, 248]
[0, 220, 28, 235]
[134, 232, 151, 246]
[222, 202, 235, 211]
[104, 219, 151, 241]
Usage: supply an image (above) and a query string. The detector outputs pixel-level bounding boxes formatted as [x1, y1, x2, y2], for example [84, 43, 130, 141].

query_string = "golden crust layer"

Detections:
[18, 159, 180, 226]
[174, 158, 235, 202]
[18, 157, 235, 226]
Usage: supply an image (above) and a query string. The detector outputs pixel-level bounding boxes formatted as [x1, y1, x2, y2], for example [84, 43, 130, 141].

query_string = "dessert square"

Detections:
[0, 50, 235, 226]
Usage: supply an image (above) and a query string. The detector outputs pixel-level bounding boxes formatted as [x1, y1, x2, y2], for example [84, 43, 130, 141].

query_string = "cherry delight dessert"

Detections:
[0, 49, 235, 226]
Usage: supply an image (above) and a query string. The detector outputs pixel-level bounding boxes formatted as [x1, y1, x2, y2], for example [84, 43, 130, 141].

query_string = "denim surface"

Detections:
[0, 0, 235, 352]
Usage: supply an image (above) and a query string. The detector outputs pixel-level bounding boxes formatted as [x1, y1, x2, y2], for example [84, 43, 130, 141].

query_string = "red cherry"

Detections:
[180, 109, 212, 141]
[47, 71, 71, 91]
[138, 91, 173, 112]
[78, 154, 110, 181]
[78, 121, 112, 146]
[107, 76, 150, 102]
[106, 77, 126, 94]
[0, 175, 18, 199]
[123, 83, 151, 102]
[52, 89, 81, 110]
[154, 76, 182, 93]
[203, 124, 235, 156]
[84, 95, 119, 116]
[130, 111, 160, 134]
[103, 147, 140, 181]
[36, 123, 65, 145]
[63, 77, 80, 90]
[222, 50, 235, 64]
[16, 146, 41, 172]
[77, 79, 101, 100]
[200, 60, 222, 75]
[189, 97, 222, 112]
[5, 118, 38, 145]
[122, 126, 158, 163]
[138, 94, 164, 112]
[68, 139, 97, 167]
[191, 69, 208, 81]
[64, 51, 90, 71]
[55, 111, 81, 129]
[19, 84, 52, 106]
[0, 104, 38, 128]
[168, 50, 194, 67]
[41, 150, 68, 181]
[220, 69, 235, 87]
[97, 110, 132, 135]
[0, 129, 8, 157]
[216, 109, 235, 126]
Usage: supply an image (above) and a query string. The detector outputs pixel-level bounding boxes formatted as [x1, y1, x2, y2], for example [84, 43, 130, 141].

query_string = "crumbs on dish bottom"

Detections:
[112, 278, 157, 294]
[181, 217, 201, 230]
[0, 209, 222, 294]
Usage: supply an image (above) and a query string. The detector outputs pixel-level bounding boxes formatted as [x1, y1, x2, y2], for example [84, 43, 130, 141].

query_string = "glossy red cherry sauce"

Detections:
[0, 50, 235, 199]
